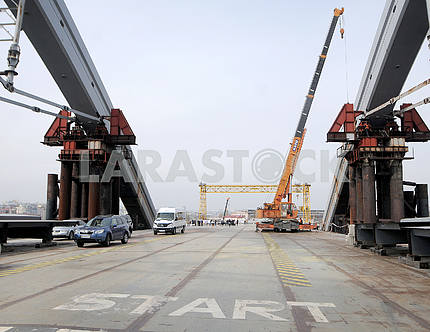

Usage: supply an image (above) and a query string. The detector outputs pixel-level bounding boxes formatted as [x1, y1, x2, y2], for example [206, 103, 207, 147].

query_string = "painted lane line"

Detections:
[283, 280, 312, 286]
[262, 233, 312, 288]
[279, 274, 310, 282]
[0, 233, 211, 312]
[277, 268, 301, 273]
[280, 279, 311, 286]
[278, 270, 308, 276]
[0, 327, 13, 332]
[277, 268, 300, 272]
[0, 235, 177, 278]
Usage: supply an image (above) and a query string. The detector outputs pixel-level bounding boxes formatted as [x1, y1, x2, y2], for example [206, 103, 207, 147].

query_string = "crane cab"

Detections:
[280, 202, 298, 219]
[256, 202, 298, 220]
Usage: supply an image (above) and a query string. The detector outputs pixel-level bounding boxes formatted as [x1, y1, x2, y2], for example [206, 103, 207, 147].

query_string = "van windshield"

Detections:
[157, 212, 174, 221]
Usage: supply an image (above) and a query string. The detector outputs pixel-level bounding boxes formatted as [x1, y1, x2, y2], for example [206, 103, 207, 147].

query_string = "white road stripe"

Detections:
[232, 300, 288, 321]
[130, 295, 178, 315]
[287, 302, 336, 323]
[169, 298, 226, 319]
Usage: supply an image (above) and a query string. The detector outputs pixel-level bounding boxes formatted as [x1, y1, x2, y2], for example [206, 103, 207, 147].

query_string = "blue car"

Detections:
[74, 215, 130, 247]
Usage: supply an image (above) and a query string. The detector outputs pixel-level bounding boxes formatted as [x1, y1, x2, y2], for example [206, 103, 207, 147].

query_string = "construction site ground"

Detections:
[0, 224, 429, 332]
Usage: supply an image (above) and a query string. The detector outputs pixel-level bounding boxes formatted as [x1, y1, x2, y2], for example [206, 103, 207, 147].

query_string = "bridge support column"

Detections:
[46, 174, 58, 220]
[362, 159, 377, 224]
[58, 162, 72, 220]
[111, 177, 120, 215]
[416, 184, 429, 217]
[88, 167, 101, 220]
[390, 160, 404, 222]
[100, 181, 112, 215]
[70, 162, 80, 218]
[356, 165, 363, 223]
[348, 166, 356, 224]
[81, 183, 88, 219]
[376, 161, 391, 220]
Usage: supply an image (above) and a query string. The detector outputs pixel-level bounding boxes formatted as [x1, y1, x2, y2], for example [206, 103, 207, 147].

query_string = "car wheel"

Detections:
[103, 234, 111, 247]
[181, 226, 185, 234]
[77, 241, 84, 248]
[68, 231, 74, 240]
[121, 232, 129, 244]
[172, 227, 176, 235]
[153, 230, 158, 235]
[129, 228, 133, 237]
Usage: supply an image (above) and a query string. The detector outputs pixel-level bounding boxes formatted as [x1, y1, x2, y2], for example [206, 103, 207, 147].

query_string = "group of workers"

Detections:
[190, 219, 242, 226]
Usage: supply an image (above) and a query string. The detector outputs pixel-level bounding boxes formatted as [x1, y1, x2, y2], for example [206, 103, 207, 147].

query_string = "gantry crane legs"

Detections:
[198, 183, 310, 220]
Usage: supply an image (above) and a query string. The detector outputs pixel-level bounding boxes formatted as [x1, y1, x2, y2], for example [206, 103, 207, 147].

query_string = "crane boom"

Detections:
[274, 8, 344, 205]
[258, 8, 344, 220]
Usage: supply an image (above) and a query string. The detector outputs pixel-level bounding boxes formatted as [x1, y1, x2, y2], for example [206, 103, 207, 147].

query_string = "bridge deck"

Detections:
[1, 225, 429, 331]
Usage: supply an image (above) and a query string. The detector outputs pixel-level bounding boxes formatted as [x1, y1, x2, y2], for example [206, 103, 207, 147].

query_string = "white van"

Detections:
[153, 207, 186, 235]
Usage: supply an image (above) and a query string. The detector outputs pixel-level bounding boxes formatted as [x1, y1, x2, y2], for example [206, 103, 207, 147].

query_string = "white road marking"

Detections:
[232, 300, 288, 321]
[169, 298, 226, 319]
[52, 293, 335, 323]
[0, 327, 13, 332]
[130, 295, 178, 315]
[287, 301, 336, 323]
[54, 293, 130, 311]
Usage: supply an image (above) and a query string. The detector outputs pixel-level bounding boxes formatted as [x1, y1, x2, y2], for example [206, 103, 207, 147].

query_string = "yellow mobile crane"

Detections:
[256, 8, 344, 231]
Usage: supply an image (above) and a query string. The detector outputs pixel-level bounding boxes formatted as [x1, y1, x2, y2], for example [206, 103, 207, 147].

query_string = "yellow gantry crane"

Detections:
[198, 183, 311, 221]
[292, 184, 312, 224]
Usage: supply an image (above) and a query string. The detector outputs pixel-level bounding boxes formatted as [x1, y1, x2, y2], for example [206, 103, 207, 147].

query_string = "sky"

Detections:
[0, 0, 429, 213]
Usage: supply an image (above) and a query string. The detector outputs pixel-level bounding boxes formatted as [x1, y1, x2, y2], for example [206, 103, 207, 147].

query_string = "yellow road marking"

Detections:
[283, 281, 312, 287]
[280, 275, 311, 283]
[278, 270, 305, 277]
[262, 233, 312, 288]
[276, 264, 299, 268]
[0, 235, 178, 278]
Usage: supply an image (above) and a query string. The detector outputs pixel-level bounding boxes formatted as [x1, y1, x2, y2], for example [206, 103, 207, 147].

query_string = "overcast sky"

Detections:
[0, 0, 429, 213]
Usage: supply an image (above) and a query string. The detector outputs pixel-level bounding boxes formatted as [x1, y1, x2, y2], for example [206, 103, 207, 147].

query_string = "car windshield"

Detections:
[87, 217, 111, 227]
[157, 212, 174, 221]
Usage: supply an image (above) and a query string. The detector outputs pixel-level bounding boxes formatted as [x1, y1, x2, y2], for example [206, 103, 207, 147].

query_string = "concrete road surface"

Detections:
[0, 224, 430, 331]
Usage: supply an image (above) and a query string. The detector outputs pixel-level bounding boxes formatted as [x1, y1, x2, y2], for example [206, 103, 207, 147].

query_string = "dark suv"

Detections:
[74, 215, 130, 247]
